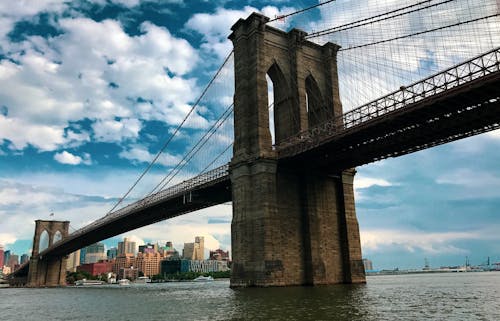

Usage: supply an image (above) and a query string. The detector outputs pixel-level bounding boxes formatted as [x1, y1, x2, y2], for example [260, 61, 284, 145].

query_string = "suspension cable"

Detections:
[340, 14, 500, 51]
[106, 51, 234, 214]
[268, 0, 337, 22]
[306, 0, 456, 39]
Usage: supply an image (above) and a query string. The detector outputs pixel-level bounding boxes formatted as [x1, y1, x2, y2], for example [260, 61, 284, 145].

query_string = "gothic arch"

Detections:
[39, 229, 49, 252]
[267, 62, 294, 143]
[53, 230, 62, 244]
[306, 74, 330, 128]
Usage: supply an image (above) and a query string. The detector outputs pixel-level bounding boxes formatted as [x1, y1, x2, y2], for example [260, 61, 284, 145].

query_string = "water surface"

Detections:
[1, 272, 499, 320]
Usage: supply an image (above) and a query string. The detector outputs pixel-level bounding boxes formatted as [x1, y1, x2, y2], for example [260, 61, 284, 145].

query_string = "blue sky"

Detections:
[1, 0, 499, 270]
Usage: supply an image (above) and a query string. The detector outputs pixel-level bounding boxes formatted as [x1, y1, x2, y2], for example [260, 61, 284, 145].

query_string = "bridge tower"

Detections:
[27, 220, 70, 287]
[229, 13, 365, 287]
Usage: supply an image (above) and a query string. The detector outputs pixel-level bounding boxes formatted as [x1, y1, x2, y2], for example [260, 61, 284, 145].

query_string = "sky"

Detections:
[1, 0, 499, 270]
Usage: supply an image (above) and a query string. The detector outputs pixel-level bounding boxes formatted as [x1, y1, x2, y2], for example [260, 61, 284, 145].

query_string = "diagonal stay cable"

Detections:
[147, 103, 234, 196]
[107, 51, 234, 214]
[155, 105, 234, 193]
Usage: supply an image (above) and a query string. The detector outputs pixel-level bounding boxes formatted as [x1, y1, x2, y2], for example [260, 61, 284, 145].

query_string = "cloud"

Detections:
[360, 228, 482, 255]
[185, 5, 297, 60]
[54, 150, 92, 165]
[0, 16, 201, 152]
[118, 145, 182, 167]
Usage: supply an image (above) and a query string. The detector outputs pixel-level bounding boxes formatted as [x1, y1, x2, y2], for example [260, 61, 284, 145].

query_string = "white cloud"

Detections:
[93, 118, 142, 143]
[185, 5, 297, 60]
[355, 176, 392, 189]
[0, 16, 201, 152]
[119, 145, 182, 167]
[361, 229, 477, 255]
[54, 151, 92, 165]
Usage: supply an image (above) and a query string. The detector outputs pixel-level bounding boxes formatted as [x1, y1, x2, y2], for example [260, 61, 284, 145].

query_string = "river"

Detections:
[1, 272, 499, 320]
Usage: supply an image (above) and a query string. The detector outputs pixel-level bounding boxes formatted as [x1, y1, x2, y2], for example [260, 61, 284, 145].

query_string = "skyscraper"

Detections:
[107, 247, 118, 260]
[182, 236, 204, 260]
[4, 250, 10, 267]
[66, 250, 81, 272]
[20, 254, 29, 264]
[0, 245, 4, 267]
[118, 237, 136, 256]
[84, 242, 106, 264]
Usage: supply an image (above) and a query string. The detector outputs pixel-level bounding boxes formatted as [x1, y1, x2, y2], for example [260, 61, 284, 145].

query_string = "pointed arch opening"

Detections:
[53, 230, 62, 244]
[39, 230, 49, 252]
[267, 63, 294, 144]
[306, 75, 331, 128]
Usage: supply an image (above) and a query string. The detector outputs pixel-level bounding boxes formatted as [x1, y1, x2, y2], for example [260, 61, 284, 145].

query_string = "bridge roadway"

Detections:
[278, 47, 500, 171]
[13, 47, 500, 277]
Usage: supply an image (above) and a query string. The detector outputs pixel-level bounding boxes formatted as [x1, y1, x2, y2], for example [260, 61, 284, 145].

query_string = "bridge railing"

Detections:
[50, 164, 230, 247]
[277, 46, 500, 156]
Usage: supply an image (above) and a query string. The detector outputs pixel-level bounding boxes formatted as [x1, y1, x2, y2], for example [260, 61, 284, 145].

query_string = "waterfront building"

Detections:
[182, 236, 204, 260]
[135, 252, 163, 277]
[119, 267, 138, 280]
[0, 245, 4, 267]
[113, 254, 135, 275]
[20, 254, 29, 265]
[209, 249, 230, 261]
[180, 259, 223, 273]
[363, 259, 373, 271]
[78, 261, 114, 276]
[66, 250, 81, 272]
[118, 237, 136, 256]
[107, 247, 118, 260]
[161, 259, 181, 275]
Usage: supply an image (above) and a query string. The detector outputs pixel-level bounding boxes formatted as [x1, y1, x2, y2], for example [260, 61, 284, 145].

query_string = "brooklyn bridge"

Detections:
[10, 0, 500, 287]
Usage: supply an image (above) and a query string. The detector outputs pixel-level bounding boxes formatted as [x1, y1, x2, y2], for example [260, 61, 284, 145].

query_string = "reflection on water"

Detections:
[1, 272, 499, 321]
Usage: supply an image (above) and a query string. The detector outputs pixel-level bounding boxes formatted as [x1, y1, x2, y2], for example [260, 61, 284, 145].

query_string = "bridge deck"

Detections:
[278, 47, 500, 170]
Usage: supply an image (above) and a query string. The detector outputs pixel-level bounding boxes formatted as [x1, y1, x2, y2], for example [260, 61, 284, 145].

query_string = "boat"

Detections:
[75, 279, 104, 286]
[193, 275, 214, 282]
[134, 276, 151, 284]
[118, 279, 130, 286]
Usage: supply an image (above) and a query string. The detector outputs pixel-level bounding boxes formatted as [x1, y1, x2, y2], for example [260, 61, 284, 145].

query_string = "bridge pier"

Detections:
[26, 220, 69, 287]
[229, 13, 365, 287]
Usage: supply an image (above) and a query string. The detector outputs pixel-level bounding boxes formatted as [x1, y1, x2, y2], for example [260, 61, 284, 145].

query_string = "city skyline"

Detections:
[0, 0, 500, 271]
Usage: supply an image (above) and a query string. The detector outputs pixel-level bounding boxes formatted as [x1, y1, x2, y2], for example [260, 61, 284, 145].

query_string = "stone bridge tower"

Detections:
[229, 13, 365, 287]
[27, 220, 70, 287]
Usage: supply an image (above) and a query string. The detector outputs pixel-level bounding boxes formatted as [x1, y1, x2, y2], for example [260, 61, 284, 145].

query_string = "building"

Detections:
[77, 261, 114, 276]
[363, 259, 373, 271]
[139, 243, 158, 254]
[3, 250, 10, 268]
[161, 259, 181, 275]
[8, 254, 19, 271]
[0, 245, 4, 267]
[118, 237, 136, 256]
[107, 247, 118, 260]
[80, 247, 87, 264]
[20, 254, 29, 265]
[113, 254, 135, 275]
[135, 252, 163, 277]
[180, 259, 224, 273]
[209, 249, 230, 261]
[84, 242, 106, 264]
[182, 236, 204, 260]
[66, 250, 81, 272]
[119, 267, 138, 280]
[159, 242, 180, 259]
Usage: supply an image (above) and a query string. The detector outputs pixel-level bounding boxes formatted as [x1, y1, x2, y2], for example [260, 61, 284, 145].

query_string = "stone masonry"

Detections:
[229, 13, 365, 287]
[27, 220, 70, 287]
